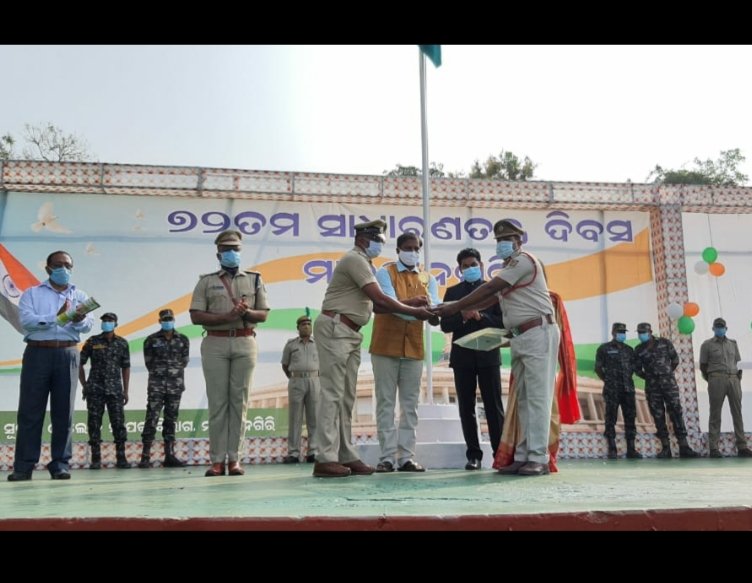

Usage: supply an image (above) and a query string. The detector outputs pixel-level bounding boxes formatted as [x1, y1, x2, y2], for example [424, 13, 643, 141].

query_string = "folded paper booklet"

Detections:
[56, 297, 101, 326]
[453, 328, 510, 351]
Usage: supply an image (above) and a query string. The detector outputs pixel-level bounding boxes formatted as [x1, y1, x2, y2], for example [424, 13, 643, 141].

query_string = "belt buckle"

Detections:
[510, 327, 521, 337]
[227, 329, 237, 337]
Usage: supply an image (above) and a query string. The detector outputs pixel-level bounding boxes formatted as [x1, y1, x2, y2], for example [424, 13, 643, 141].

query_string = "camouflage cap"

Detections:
[296, 315, 312, 326]
[354, 219, 387, 242]
[611, 322, 627, 333]
[636, 322, 652, 333]
[159, 309, 174, 320]
[101, 312, 118, 322]
[493, 219, 526, 240]
[214, 229, 243, 246]
[713, 317, 727, 328]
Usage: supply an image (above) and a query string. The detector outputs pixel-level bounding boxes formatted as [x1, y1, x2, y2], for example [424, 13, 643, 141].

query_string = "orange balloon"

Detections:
[683, 302, 700, 317]
[709, 262, 726, 277]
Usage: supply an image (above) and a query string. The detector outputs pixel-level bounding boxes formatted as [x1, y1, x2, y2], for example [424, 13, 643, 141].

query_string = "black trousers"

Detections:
[453, 366, 505, 460]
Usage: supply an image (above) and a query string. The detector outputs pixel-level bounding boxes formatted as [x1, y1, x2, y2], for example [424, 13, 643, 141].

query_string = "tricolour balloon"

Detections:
[683, 302, 700, 317]
[702, 247, 718, 263]
[667, 302, 684, 320]
[709, 262, 726, 277]
[677, 316, 696, 335]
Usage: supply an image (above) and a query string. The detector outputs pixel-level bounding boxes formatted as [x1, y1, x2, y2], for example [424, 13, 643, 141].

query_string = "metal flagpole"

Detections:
[419, 48, 434, 405]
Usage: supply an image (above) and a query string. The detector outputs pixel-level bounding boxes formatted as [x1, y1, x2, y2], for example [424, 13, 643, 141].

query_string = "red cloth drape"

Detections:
[492, 292, 579, 473]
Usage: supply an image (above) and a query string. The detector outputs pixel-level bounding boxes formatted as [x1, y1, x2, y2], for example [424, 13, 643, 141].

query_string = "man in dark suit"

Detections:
[440, 248, 505, 470]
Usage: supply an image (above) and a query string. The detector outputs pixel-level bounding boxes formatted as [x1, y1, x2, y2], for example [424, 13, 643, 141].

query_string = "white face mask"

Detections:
[398, 250, 420, 267]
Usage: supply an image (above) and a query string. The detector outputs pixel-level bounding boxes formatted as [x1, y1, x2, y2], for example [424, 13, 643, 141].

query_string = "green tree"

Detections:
[383, 162, 446, 178]
[0, 123, 93, 162]
[647, 149, 748, 186]
[470, 150, 536, 181]
[0, 133, 14, 160]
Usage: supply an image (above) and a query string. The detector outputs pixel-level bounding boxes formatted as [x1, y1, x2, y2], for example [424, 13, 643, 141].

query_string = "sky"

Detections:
[2, 44, 752, 184]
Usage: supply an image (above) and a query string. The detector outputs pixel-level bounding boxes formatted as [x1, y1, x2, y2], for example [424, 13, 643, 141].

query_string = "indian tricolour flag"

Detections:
[0, 244, 39, 333]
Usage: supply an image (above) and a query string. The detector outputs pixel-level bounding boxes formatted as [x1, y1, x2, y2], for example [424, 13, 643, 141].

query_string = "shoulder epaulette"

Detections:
[199, 270, 222, 279]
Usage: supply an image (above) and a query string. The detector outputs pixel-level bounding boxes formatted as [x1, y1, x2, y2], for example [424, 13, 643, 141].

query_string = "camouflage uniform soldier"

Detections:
[594, 322, 642, 459]
[79, 312, 131, 469]
[633, 322, 698, 458]
[138, 309, 190, 468]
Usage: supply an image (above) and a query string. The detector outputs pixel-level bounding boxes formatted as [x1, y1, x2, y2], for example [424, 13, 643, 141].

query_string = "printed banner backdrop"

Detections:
[682, 212, 752, 431]
[0, 190, 657, 443]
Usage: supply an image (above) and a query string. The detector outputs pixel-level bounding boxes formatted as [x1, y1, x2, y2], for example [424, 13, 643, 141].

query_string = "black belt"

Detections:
[206, 329, 256, 337]
[26, 340, 78, 348]
[507, 314, 554, 338]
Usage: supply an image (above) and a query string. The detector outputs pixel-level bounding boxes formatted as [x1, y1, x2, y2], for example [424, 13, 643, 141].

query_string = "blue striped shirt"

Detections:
[19, 280, 94, 341]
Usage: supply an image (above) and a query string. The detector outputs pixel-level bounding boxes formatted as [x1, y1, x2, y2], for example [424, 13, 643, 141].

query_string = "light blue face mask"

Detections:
[462, 265, 482, 283]
[49, 267, 71, 286]
[365, 240, 383, 258]
[496, 240, 515, 259]
[615, 332, 626, 343]
[101, 321, 116, 333]
[161, 321, 175, 331]
[219, 250, 241, 268]
[714, 327, 727, 337]
[638, 332, 651, 343]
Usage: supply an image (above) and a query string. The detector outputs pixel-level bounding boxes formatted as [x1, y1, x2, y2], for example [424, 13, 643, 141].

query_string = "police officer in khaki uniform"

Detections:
[311, 219, 435, 478]
[700, 317, 752, 458]
[281, 314, 320, 464]
[189, 229, 270, 477]
[435, 219, 560, 476]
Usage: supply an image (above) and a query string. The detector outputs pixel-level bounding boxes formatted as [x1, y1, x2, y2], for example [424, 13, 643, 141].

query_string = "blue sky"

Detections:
[2, 45, 752, 183]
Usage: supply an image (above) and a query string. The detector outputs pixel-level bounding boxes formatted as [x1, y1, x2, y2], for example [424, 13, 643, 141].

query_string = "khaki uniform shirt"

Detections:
[700, 336, 741, 375]
[320, 247, 377, 327]
[281, 337, 319, 373]
[190, 269, 270, 331]
[495, 250, 553, 329]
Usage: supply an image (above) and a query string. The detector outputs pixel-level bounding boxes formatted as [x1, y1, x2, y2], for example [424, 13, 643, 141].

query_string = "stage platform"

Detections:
[2, 458, 751, 531]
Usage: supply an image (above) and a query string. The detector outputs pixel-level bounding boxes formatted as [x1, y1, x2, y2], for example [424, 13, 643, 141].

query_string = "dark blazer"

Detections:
[440, 280, 504, 369]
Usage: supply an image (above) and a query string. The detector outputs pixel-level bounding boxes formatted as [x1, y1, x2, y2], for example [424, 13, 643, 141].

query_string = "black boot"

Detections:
[163, 441, 186, 468]
[607, 437, 618, 459]
[115, 442, 131, 468]
[138, 442, 152, 469]
[626, 439, 643, 459]
[678, 437, 698, 458]
[656, 438, 672, 459]
[89, 443, 101, 470]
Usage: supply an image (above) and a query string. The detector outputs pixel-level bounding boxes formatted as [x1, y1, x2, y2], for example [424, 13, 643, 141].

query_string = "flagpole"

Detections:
[419, 48, 434, 405]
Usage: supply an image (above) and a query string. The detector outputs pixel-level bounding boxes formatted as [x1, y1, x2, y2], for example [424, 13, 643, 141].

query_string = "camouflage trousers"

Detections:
[141, 391, 182, 443]
[645, 383, 688, 440]
[86, 392, 128, 445]
[603, 391, 637, 440]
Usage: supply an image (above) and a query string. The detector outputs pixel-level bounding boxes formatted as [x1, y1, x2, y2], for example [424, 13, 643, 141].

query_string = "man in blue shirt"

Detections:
[8, 250, 94, 481]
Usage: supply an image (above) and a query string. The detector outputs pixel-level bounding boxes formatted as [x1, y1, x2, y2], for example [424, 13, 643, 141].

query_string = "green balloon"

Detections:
[702, 247, 718, 263]
[677, 316, 695, 335]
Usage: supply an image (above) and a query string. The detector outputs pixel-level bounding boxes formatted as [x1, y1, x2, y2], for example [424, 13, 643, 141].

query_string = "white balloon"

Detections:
[667, 302, 684, 320]
[694, 260, 709, 275]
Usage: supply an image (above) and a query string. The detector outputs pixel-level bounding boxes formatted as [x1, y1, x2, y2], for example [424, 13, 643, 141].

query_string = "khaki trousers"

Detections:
[708, 373, 748, 450]
[312, 314, 362, 464]
[287, 376, 320, 457]
[201, 335, 257, 463]
[509, 320, 560, 464]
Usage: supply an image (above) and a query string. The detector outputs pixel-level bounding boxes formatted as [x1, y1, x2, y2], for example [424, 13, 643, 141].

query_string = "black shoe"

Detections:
[7, 471, 32, 482]
[282, 455, 300, 464]
[305, 454, 316, 463]
[397, 460, 426, 472]
[465, 458, 482, 471]
[50, 470, 71, 480]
